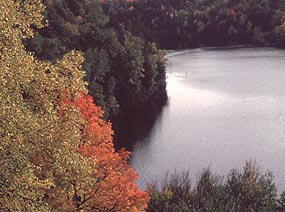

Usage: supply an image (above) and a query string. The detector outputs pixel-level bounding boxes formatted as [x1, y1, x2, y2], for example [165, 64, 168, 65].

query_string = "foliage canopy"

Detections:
[0, 0, 149, 211]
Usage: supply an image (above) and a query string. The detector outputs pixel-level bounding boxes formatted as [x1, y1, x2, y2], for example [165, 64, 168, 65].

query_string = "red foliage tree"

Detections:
[63, 93, 149, 211]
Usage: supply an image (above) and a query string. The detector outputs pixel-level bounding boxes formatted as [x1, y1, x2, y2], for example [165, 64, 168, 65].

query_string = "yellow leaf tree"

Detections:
[0, 0, 148, 211]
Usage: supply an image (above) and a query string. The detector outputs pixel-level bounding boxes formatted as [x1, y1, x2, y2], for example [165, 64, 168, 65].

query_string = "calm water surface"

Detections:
[129, 47, 285, 191]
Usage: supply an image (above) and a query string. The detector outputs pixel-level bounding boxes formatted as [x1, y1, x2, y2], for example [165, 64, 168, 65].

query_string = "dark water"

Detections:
[121, 47, 285, 191]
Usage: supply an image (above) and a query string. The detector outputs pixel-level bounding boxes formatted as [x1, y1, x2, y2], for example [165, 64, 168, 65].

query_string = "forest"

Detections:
[2, 0, 285, 211]
[110, 0, 285, 49]
[25, 0, 285, 121]
[25, 0, 168, 122]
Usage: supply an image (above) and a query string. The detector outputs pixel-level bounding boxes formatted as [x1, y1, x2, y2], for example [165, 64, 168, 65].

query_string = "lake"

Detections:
[121, 47, 285, 192]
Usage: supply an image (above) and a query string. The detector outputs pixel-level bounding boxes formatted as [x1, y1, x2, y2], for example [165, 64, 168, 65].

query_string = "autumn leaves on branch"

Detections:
[0, 0, 148, 211]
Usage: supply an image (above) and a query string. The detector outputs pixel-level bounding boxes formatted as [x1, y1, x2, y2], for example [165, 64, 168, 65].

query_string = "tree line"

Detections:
[111, 0, 285, 49]
[148, 162, 285, 212]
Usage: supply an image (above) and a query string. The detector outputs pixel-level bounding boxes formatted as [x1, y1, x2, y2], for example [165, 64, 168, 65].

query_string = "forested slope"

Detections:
[26, 0, 167, 120]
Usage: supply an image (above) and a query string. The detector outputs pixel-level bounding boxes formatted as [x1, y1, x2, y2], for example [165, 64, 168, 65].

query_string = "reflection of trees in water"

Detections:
[114, 103, 167, 151]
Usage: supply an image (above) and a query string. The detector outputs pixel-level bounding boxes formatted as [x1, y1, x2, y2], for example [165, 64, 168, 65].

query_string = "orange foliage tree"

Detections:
[60, 93, 149, 211]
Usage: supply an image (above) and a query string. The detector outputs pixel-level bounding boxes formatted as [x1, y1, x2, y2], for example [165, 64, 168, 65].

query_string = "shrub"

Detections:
[147, 161, 280, 212]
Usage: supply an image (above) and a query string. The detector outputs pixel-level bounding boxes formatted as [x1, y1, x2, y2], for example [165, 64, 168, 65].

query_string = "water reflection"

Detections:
[114, 104, 166, 151]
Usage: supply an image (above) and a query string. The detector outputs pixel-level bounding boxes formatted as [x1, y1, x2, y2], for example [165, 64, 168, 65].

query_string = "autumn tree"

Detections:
[60, 94, 149, 211]
[0, 0, 148, 211]
[0, 0, 93, 210]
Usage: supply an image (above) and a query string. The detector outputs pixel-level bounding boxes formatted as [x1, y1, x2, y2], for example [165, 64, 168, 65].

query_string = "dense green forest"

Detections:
[107, 0, 285, 49]
[26, 0, 167, 121]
